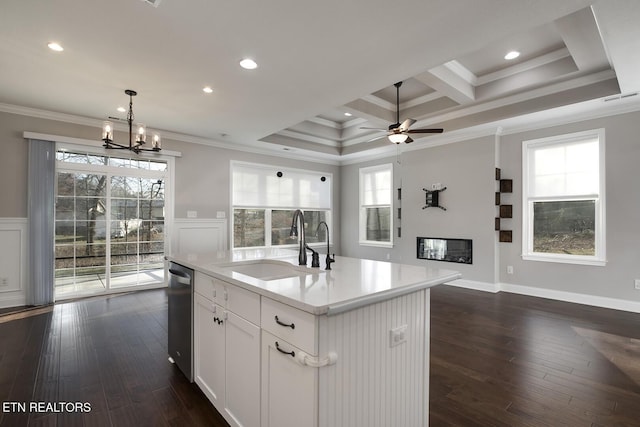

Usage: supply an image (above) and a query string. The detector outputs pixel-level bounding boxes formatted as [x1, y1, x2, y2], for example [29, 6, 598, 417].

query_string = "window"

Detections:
[231, 162, 332, 249]
[55, 148, 170, 299]
[359, 163, 393, 247]
[522, 129, 605, 265]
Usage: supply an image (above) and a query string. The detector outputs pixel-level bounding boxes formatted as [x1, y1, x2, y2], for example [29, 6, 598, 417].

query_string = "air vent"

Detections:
[141, 0, 161, 7]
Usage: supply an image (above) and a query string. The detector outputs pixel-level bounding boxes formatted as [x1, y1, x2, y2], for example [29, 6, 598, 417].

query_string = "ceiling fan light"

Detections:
[388, 133, 408, 144]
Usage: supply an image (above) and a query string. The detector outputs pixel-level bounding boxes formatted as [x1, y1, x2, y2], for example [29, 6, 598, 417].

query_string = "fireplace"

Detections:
[416, 237, 472, 264]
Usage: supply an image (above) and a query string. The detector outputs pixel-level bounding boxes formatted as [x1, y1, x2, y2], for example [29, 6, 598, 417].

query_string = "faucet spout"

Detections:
[316, 221, 335, 270]
[290, 209, 307, 266]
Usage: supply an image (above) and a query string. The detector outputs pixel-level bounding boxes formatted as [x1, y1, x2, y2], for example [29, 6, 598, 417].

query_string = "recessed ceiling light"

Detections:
[239, 58, 258, 70]
[47, 42, 64, 52]
[344, 112, 352, 117]
[203, 86, 213, 94]
[117, 107, 126, 113]
[504, 51, 520, 60]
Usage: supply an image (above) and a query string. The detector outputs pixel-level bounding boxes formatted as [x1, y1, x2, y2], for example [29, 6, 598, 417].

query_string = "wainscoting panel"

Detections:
[172, 218, 228, 255]
[0, 218, 28, 308]
[318, 289, 429, 427]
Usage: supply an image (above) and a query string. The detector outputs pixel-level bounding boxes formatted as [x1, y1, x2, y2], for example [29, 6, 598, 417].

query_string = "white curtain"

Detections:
[27, 139, 55, 305]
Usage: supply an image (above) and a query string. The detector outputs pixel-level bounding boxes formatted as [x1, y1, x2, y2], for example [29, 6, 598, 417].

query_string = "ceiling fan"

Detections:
[361, 81, 443, 144]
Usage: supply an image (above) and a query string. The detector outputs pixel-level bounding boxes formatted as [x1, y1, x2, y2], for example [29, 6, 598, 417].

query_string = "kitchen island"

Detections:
[168, 249, 461, 427]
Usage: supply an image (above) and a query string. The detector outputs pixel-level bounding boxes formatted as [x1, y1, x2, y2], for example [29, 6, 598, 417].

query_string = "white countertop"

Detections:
[167, 248, 461, 315]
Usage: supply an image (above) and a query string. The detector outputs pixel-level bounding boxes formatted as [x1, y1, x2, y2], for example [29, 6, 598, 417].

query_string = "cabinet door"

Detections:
[261, 331, 318, 427]
[194, 294, 225, 407]
[224, 311, 261, 427]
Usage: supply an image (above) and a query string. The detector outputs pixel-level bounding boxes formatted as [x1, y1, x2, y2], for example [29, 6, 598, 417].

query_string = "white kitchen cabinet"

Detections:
[181, 254, 448, 427]
[194, 272, 261, 427]
[261, 330, 318, 427]
[225, 310, 260, 427]
[194, 293, 225, 407]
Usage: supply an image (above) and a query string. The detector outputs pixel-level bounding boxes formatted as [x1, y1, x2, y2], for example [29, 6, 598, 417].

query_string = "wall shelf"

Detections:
[495, 168, 512, 243]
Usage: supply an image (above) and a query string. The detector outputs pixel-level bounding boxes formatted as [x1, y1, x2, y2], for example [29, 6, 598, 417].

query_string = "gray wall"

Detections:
[0, 111, 341, 250]
[0, 112, 104, 217]
[340, 136, 497, 284]
[499, 110, 640, 302]
[3, 107, 640, 304]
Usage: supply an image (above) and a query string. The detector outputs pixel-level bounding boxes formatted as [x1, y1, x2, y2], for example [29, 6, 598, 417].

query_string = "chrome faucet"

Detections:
[290, 209, 308, 266]
[316, 221, 335, 270]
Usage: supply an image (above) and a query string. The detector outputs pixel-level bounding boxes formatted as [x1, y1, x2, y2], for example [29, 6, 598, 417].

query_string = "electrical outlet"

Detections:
[389, 325, 408, 347]
[187, 210, 197, 218]
[0, 277, 9, 287]
[635, 279, 640, 290]
[507, 266, 514, 274]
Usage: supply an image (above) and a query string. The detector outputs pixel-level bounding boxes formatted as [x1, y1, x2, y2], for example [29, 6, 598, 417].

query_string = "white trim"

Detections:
[521, 128, 606, 265]
[445, 279, 499, 293]
[443, 279, 640, 314]
[358, 163, 394, 247]
[0, 218, 28, 308]
[173, 218, 228, 255]
[499, 282, 640, 314]
[340, 88, 640, 166]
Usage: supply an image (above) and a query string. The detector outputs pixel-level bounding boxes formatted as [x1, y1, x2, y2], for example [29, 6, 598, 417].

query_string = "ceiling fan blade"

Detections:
[406, 128, 444, 134]
[399, 118, 416, 131]
[366, 134, 387, 143]
[404, 136, 414, 143]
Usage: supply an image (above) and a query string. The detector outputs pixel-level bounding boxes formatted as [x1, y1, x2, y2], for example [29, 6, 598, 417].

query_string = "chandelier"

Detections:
[101, 89, 161, 153]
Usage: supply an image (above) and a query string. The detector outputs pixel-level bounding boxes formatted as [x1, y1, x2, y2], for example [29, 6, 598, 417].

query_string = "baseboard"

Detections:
[444, 279, 640, 314]
[499, 282, 640, 314]
[445, 279, 500, 293]
[0, 294, 27, 309]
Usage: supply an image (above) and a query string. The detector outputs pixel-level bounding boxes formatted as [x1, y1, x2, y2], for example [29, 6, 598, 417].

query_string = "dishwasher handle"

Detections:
[169, 268, 192, 285]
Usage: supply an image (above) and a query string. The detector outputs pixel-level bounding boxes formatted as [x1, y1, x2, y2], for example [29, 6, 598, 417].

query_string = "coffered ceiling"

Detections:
[1, 0, 639, 163]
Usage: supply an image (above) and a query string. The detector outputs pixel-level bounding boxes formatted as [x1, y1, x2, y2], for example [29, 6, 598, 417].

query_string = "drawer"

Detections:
[226, 284, 260, 325]
[194, 271, 221, 302]
[195, 272, 260, 325]
[261, 297, 317, 355]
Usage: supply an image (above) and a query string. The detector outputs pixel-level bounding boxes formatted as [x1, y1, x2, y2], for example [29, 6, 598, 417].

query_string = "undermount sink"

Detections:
[220, 260, 323, 281]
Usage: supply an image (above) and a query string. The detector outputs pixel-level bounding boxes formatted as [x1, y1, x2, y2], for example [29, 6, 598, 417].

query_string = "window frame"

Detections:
[521, 129, 606, 266]
[359, 163, 394, 248]
[230, 161, 333, 250]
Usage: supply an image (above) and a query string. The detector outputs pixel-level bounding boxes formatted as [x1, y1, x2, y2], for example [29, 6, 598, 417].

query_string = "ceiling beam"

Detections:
[414, 62, 476, 105]
[592, 0, 640, 94]
[343, 98, 394, 126]
[555, 6, 610, 72]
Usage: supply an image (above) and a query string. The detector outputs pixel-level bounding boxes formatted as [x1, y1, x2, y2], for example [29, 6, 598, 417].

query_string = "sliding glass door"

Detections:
[54, 150, 168, 299]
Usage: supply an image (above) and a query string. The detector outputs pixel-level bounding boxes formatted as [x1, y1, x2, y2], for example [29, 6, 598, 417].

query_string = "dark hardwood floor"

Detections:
[0, 290, 228, 427]
[429, 286, 640, 427]
[1, 286, 639, 426]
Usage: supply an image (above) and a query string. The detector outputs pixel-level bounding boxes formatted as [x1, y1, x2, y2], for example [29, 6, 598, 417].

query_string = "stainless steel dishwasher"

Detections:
[168, 262, 194, 382]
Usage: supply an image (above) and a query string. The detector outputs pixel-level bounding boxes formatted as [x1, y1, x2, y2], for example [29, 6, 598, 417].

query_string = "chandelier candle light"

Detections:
[102, 89, 161, 153]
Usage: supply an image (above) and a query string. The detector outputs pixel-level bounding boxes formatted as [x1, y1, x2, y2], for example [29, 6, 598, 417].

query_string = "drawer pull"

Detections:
[274, 315, 295, 329]
[275, 341, 295, 357]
